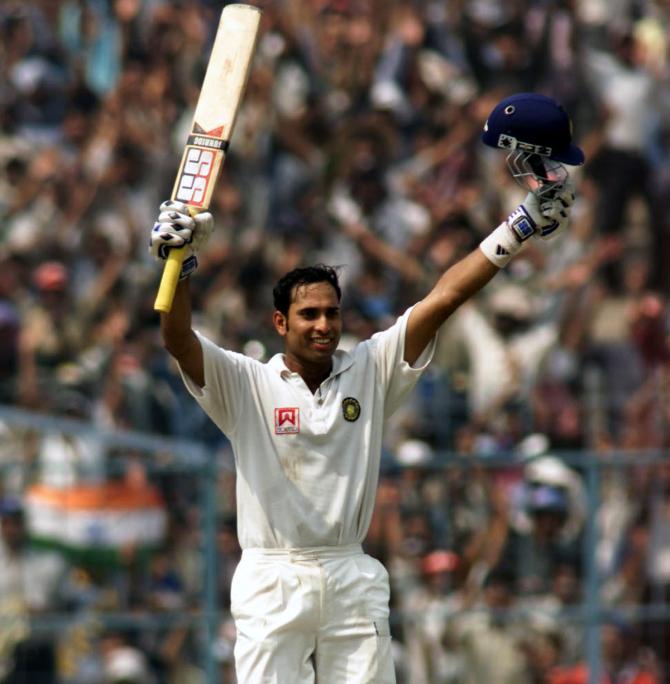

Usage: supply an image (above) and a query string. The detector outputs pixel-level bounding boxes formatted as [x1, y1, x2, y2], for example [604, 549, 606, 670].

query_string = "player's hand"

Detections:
[506, 181, 576, 242]
[149, 200, 213, 278]
[150, 200, 213, 259]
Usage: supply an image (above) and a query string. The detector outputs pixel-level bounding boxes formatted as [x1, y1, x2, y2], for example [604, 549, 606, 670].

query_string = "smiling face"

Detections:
[273, 281, 342, 377]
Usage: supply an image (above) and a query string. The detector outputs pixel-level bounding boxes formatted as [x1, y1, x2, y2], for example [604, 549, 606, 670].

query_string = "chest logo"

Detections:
[275, 407, 300, 434]
[342, 397, 361, 422]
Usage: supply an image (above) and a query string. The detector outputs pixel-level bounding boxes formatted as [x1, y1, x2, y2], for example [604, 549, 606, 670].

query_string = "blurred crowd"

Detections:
[1, 0, 670, 682]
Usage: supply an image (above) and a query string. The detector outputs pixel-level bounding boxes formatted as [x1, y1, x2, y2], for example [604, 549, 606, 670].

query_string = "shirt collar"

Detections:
[268, 348, 355, 380]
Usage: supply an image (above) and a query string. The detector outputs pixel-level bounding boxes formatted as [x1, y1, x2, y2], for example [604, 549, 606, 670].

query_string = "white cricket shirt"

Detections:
[179, 307, 435, 549]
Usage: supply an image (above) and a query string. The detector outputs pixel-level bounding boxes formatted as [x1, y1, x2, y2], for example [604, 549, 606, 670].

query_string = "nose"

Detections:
[314, 314, 331, 334]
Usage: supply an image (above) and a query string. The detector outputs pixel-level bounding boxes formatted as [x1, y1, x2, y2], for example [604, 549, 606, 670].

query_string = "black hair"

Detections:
[272, 264, 342, 315]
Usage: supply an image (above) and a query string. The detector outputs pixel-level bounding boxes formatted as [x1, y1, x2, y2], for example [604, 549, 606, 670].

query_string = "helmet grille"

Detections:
[506, 151, 568, 199]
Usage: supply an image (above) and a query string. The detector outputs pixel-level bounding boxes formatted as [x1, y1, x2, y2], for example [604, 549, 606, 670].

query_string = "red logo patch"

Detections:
[275, 407, 300, 435]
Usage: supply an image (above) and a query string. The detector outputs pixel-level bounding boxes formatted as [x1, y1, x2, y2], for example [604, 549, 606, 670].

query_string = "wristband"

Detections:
[479, 221, 526, 268]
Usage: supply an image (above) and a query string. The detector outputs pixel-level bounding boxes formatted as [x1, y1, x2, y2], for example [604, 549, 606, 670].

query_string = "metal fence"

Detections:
[0, 404, 668, 684]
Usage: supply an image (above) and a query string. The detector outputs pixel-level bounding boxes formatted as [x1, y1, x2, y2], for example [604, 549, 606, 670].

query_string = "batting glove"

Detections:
[480, 181, 575, 268]
[149, 200, 213, 279]
[507, 181, 576, 242]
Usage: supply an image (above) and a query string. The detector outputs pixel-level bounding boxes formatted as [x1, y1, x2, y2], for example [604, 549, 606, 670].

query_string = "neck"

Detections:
[283, 354, 332, 393]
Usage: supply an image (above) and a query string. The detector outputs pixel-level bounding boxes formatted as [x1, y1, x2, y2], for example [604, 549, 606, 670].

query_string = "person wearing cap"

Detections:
[497, 457, 586, 601]
[402, 549, 465, 684]
[18, 260, 84, 408]
[150, 92, 582, 684]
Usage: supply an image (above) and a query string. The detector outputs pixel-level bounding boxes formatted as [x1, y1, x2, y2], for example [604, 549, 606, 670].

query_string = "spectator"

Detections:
[435, 281, 562, 438]
[500, 454, 586, 600]
[17, 261, 84, 408]
[1, 1, 670, 680]
[0, 497, 68, 679]
[100, 633, 156, 684]
[583, 21, 662, 290]
[0, 302, 20, 403]
[548, 616, 662, 684]
[402, 549, 465, 684]
[446, 565, 534, 684]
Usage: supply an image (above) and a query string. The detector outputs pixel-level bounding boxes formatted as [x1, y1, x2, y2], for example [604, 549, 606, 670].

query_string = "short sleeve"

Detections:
[367, 307, 436, 418]
[177, 331, 254, 437]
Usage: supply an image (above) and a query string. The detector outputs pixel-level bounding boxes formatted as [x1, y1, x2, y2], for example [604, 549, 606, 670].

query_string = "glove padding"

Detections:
[149, 200, 213, 279]
[506, 181, 575, 243]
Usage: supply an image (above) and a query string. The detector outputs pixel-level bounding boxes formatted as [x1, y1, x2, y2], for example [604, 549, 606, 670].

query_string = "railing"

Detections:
[0, 405, 220, 683]
[0, 404, 668, 683]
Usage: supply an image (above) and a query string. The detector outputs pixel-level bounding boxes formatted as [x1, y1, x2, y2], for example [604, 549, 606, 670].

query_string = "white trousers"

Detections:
[230, 544, 396, 684]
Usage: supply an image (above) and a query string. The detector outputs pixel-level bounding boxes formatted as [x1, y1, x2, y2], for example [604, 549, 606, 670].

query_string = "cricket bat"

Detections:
[154, 3, 262, 313]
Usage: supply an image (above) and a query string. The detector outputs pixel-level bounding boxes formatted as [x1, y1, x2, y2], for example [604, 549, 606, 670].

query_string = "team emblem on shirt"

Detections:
[275, 407, 300, 434]
[342, 397, 361, 422]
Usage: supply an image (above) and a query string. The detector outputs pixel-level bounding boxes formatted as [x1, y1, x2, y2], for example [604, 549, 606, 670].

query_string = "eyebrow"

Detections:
[296, 306, 340, 315]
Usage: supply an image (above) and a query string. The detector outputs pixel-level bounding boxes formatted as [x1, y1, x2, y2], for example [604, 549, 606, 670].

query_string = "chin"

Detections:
[309, 344, 336, 359]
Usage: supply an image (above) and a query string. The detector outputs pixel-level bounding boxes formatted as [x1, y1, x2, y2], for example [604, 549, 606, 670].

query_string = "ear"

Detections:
[273, 310, 287, 336]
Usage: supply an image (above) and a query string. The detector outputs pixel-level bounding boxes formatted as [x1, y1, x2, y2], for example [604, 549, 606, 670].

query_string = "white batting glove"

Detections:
[149, 200, 213, 279]
[507, 181, 576, 242]
[480, 181, 575, 268]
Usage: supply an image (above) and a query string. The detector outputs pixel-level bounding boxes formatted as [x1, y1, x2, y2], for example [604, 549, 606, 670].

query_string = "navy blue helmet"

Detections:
[482, 92, 584, 166]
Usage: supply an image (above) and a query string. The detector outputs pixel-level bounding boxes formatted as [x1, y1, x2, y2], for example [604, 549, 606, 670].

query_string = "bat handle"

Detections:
[154, 248, 187, 313]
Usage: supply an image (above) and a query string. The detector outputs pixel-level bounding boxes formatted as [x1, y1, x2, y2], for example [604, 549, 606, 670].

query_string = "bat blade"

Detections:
[154, 3, 262, 313]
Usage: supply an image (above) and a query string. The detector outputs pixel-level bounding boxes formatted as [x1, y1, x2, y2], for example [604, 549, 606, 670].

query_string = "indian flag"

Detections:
[24, 482, 167, 563]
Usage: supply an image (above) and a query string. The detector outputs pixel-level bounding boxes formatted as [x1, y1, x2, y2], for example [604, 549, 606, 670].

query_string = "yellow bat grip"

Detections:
[154, 248, 187, 313]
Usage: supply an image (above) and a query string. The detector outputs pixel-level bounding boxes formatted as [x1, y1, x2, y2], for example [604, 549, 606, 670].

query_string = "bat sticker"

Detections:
[174, 147, 216, 207]
[187, 134, 229, 151]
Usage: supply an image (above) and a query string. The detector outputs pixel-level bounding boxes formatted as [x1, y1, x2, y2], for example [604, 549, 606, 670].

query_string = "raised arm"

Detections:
[405, 184, 575, 365]
[160, 279, 204, 388]
[405, 249, 498, 365]
[150, 200, 213, 387]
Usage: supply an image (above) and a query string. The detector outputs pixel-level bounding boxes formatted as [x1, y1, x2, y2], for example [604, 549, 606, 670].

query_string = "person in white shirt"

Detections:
[149, 93, 580, 683]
